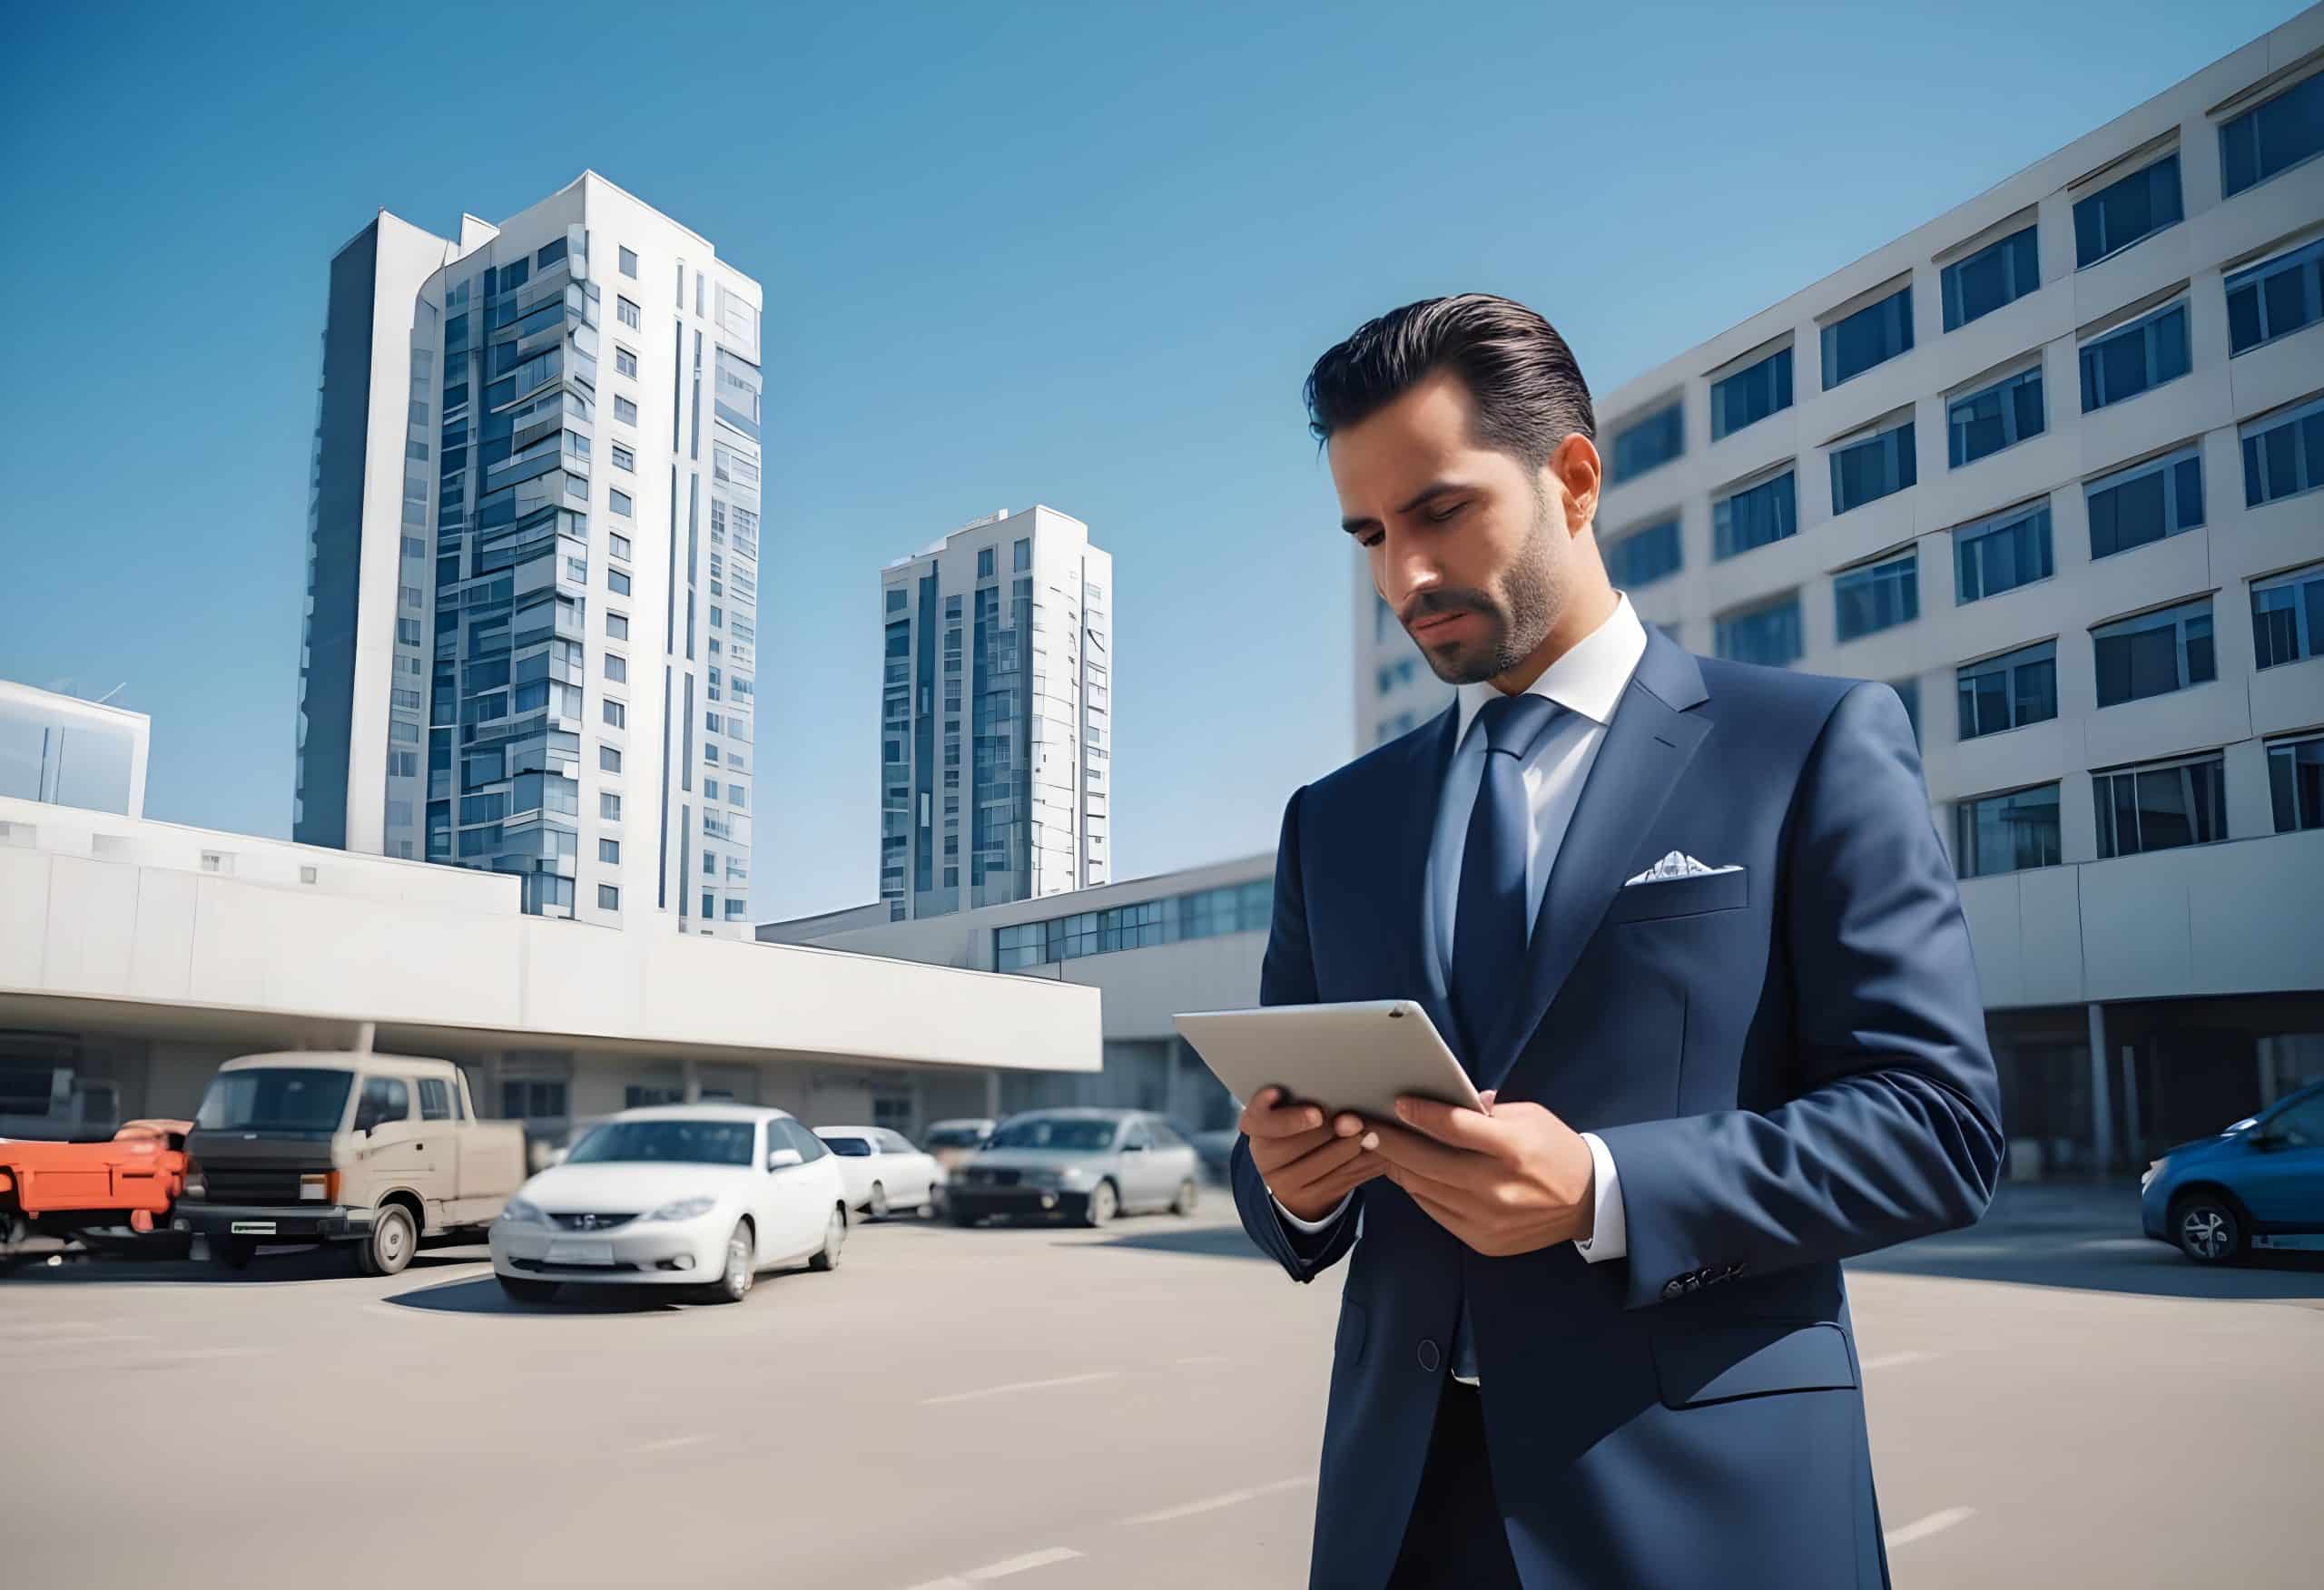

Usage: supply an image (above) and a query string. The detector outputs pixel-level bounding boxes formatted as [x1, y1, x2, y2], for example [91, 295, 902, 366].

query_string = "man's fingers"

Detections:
[1249, 1124, 1335, 1171]
[1380, 1159, 1491, 1222]
[1402, 1182, 1482, 1245]
[1241, 1094, 1329, 1140]
[1393, 1094, 1513, 1154]
[1360, 1121, 1499, 1188]
[1267, 1130, 1371, 1192]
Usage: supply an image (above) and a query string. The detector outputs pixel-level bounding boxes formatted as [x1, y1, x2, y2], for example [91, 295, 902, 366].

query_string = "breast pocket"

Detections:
[1604, 866, 1748, 926]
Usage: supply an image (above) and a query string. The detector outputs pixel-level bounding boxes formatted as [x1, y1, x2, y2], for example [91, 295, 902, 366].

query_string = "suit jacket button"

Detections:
[1662, 1278, 1685, 1300]
[1417, 1340, 1440, 1372]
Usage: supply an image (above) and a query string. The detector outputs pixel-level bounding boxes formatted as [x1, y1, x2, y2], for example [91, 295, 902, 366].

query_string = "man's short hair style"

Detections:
[1304, 293, 1595, 471]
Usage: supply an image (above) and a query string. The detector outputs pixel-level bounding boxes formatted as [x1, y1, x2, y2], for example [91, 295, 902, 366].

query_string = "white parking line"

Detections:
[631, 1434, 715, 1455]
[921, 1371, 1119, 1407]
[1885, 1507, 1975, 1549]
[904, 1546, 1084, 1588]
[1862, 1350, 1939, 1370]
[1119, 1476, 1315, 1525]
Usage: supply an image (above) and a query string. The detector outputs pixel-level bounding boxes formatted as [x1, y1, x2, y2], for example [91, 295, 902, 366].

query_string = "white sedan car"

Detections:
[489, 1105, 848, 1304]
[813, 1126, 941, 1219]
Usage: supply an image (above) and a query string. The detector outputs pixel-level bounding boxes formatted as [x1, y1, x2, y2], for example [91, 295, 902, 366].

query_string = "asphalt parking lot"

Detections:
[5, 1186, 2319, 1589]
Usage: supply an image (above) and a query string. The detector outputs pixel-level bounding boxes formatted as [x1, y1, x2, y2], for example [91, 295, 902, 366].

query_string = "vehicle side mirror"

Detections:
[2244, 1130, 2280, 1152]
[1125, 1141, 1147, 1153]
[767, 1148, 803, 1170]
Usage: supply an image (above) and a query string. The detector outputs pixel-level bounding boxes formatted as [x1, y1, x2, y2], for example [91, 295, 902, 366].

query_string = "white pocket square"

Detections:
[1624, 850, 1742, 887]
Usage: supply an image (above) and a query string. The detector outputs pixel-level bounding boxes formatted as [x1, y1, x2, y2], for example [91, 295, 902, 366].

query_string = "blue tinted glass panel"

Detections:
[1710, 348, 1792, 440]
[1955, 785, 2063, 877]
[2221, 72, 2324, 197]
[2086, 447, 2204, 558]
[1607, 518, 1681, 589]
[1948, 367, 2045, 466]
[1830, 422, 1915, 514]
[2250, 565, 2324, 670]
[1955, 641, 2060, 741]
[2272, 736, 2324, 832]
[2073, 154, 2182, 267]
[1713, 471, 1797, 558]
[1714, 597, 1802, 666]
[2240, 397, 2324, 507]
[2079, 302, 2190, 411]
[2225, 237, 2324, 355]
[1943, 226, 2039, 330]
[1610, 402, 1684, 484]
[2093, 599, 2215, 707]
[1834, 553, 1918, 643]
[1955, 502, 2053, 603]
[1820, 287, 1913, 389]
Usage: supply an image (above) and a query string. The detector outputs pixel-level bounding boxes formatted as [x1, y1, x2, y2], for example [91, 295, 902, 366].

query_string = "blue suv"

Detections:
[2142, 1079, 2324, 1263]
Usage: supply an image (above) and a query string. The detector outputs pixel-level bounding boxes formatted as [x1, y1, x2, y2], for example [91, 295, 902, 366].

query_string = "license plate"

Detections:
[230, 1221, 277, 1235]
[547, 1238, 615, 1265]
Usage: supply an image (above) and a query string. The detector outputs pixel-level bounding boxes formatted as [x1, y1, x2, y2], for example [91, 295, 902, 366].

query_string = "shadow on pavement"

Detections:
[383, 1272, 695, 1316]
[2, 1245, 485, 1286]
[1065, 1223, 1271, 1261]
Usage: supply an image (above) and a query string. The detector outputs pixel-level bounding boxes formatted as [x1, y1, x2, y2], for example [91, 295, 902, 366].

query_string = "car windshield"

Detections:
[822, 1135, 873, 1157]
[988, 1117, 1119, 1153]
[925, 1126, 985, 1148]
[566, 1120, 754, 1166]
[195, 1069, 354, 1135]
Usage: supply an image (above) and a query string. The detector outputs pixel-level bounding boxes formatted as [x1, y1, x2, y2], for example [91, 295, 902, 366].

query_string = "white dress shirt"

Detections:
[1276, 593, 1643, 1270]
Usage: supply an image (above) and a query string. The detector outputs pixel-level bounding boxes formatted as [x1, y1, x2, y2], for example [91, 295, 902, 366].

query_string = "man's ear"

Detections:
[1550, 433, 1600, 535]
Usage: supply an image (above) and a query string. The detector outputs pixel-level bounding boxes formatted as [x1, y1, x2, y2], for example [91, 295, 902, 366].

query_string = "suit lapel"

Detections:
[1390, 704, 1462, 1051]
[1479, 628, 1713, 1092]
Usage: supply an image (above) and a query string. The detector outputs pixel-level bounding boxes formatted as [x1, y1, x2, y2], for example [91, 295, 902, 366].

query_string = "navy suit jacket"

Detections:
[1232, 626, 2004, 1590]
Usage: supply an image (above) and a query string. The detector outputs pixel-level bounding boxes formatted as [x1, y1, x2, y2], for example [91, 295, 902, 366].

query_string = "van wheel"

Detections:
[215, 1237, 257, 1271]
[356, 1205, 417, 1277]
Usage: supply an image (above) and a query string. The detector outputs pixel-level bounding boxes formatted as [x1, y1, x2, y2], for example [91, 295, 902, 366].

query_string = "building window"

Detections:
[597, 838, 620, 864]
[1948, 365, 2045, 467]
[603, 700, 625, 728]
[1014, 538, 1031, 572]
[606, 613, 629, 641]
[608, 532, 632, 562]
[2252, 562, 2324, 670]
[1821, 285, 1912, 389]
[2088, 446, 2204, 559]
[1713, 469, 1797, 559]
[1834, 550, 1918, 643]
[1890, 678, 1922, 748]
[2093, 597, 2215, 708]
[886, 587, 907, 613]
[2073, 153, 2182, 268]
[2094, 754, 2227, 860]
[977, 547, 997, 579]
[615, 345, 638, 378]
[600, 792, 622, 820]
[1608, 400, 1683, 485]
[396, 618, 422, 645]
[599, 745, 622, 774]
[1954, 499, 2053, 604]
[618, 246, 639, 279]
[2270, 732, 2324, 832]
[2221, 70, 2324, 198]
[1956, 640, 2059, 741]
[502, 1079, 568, 1120]
[597, 884, 620, 910]
[617, 295, 641, 329]
[609, 489, 634, 517]
[1943, 224, 2039, 330]
[1709, 347, 1792, 442]
[1955, 783, 2063, 877]
[615, 396, 638, 427]
[609, 569, 632, 596]
[1713, 594, 1803, 667]
[1606, 518, 1681, 589]
[702, 893, 716, 920]
[2226, 237, 2324, 355]
[605, 654, 627, 682]
[2241, 394, 2324, 508]
[2079, 299, 2191, 412]
[1829, 419, 1916, 514]
[611, 443, 635, 473]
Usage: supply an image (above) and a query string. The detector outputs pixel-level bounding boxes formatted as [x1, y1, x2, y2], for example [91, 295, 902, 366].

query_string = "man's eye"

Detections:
[1358, 532, 1384, 549]
[1427, 503, 1465, 524]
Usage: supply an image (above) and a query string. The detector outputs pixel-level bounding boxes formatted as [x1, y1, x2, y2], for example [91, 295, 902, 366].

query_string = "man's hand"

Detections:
[1359, 1093, 1596, 1256]
[1241, 1086, 1388, 1223]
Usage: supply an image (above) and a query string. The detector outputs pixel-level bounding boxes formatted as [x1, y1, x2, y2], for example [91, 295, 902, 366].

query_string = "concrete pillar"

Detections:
[682, 1055, 701, 1104]
[2119, 1045, 2141, 1164]
[2087, 1003, 2114, 1175]
[985, 1068, 1002, 1119]
[2258, 1037, 2280, 1110]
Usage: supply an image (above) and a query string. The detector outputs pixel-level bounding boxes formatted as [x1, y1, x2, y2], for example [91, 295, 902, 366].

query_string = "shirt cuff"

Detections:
[1573, 1131, 1627, 1263]
[1274, 1192, 1352, 1235]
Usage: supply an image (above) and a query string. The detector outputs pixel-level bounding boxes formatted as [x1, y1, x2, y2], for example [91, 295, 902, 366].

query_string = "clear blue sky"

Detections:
[0, 1, 2301, 919]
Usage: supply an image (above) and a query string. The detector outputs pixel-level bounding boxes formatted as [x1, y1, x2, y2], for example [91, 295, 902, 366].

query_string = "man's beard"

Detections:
[1409, 528, 1556, 686]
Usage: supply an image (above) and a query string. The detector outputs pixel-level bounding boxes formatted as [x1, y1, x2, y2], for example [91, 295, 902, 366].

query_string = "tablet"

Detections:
[1172, 1000, 1485, 1122]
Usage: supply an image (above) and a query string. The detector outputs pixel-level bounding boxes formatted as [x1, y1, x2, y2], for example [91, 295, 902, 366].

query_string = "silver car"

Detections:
[945, 1109, 1202, 1227]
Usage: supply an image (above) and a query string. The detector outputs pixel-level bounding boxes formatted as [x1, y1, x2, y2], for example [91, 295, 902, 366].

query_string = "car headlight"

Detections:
[2141, 1159, 2164, 1192]
[1055, 1164, 1092, 1186]
[501, 1197, 550, 1225]
[643, 1195, 717, 1222]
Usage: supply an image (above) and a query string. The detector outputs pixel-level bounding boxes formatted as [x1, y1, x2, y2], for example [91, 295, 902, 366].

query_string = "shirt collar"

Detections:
[1453, 593, 1648, 746]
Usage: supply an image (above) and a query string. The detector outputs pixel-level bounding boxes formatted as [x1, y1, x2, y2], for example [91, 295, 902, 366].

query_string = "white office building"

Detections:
[877, 506, 1113, 920]
[1352, 11, 2324, 1173]
[293, 172, 763, 935]
[0, 680, 149, 820]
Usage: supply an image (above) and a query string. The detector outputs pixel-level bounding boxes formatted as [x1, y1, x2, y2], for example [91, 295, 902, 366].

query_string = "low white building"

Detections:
[0, 795, 1099, 1159]
[762, 852, 1275, 1129]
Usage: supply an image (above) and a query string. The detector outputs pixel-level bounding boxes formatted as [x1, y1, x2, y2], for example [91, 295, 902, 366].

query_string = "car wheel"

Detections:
[497, 1275, 560, 1305]
[215, 1236, 257, 1271]
[808, 1206, 847, 1272]
[704, 1220, 755, 1302]
[356, 1205, 416, 1278]
[1171, 1177, 1199, 1217]
[2172, 1193, 2245, 1265]
[867, 1183, 890, 1221]
[1081, 1180, 1118, 1228]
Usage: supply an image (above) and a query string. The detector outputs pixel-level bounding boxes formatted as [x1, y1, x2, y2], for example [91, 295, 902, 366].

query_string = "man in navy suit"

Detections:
[1232, 294, 2004, 1589]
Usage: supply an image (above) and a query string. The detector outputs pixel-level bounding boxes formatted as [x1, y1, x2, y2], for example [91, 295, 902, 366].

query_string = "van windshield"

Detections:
[196, 1070, 354, 1136]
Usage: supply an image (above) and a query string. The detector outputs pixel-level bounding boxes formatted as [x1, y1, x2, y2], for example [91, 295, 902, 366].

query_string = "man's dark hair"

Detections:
[1304, 293, 1594, 470]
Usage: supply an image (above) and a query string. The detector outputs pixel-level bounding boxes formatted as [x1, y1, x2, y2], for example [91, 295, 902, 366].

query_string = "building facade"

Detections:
[1354, 10, 2324, 1173]
[0, 680, 149, 820]
[878, 506, 1113, 920]
[294, 173, 763, 934]
[762, 852, 1271, 1127]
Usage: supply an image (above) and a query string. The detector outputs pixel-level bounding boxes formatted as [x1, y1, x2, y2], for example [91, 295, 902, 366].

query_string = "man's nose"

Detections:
[1383, 537, 1442, 615]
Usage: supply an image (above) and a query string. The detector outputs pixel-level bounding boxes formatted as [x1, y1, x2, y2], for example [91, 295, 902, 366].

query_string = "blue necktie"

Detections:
[1445, 691, 1559, 1382]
